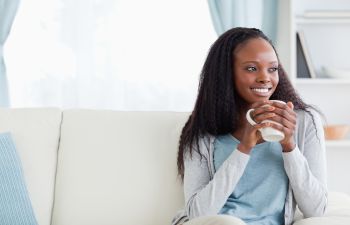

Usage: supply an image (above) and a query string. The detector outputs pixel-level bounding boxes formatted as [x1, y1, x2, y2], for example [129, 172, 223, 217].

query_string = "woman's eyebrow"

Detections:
[241, 60, 278, 64]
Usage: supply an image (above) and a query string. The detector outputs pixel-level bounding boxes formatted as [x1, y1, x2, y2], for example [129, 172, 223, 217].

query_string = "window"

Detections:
[6, 0, 216, 111]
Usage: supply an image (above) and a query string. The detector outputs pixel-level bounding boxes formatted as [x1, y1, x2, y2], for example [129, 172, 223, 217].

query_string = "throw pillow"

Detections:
[0, 132, 38, 225]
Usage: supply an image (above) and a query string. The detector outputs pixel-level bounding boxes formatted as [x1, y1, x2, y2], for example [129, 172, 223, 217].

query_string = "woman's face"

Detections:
[233, 37, 279, 105]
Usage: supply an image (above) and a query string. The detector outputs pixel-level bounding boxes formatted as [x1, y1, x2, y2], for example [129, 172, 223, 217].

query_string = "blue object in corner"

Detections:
[0, 132, 38, 225]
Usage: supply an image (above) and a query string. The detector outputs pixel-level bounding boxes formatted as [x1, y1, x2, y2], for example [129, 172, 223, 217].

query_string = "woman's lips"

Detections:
[250, 87, 271, 96]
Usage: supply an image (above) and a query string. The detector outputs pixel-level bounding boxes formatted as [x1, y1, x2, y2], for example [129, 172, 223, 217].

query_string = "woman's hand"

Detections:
[238, 100, 277, 154]
[267, 101, 297, 152]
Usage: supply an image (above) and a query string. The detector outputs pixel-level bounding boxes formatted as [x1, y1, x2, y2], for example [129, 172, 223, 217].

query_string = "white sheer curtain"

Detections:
[0, 0, 20, 107]
[5, 0, 216, 111]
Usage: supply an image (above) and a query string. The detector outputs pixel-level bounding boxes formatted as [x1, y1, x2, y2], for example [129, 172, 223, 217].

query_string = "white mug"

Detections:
[245, 100, 286, 142]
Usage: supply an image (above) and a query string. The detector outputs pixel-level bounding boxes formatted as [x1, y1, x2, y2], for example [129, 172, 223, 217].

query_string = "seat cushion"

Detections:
[52, 110, 188, 225]
[0, 108, 62, 225]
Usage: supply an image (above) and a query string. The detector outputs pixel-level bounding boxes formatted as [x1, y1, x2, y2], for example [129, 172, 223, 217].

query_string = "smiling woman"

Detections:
[172, 27, 327, 225]
[5, 0, 216, 110]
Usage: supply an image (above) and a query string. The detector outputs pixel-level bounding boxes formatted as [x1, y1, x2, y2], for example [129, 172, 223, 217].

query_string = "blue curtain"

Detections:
[207, 0, 278, 43]
[0, 0, 20, 107]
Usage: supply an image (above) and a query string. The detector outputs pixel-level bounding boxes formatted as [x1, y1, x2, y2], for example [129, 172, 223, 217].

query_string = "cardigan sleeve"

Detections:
[183, 137, 250, 219]
[282, 110, 328, 217]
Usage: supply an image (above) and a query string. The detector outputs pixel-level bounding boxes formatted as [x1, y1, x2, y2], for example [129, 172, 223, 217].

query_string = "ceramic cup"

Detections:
[245, 100, 286, 142]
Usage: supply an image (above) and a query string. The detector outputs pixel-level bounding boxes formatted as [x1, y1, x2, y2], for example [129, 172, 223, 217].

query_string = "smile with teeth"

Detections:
[251, 88, 271, 93]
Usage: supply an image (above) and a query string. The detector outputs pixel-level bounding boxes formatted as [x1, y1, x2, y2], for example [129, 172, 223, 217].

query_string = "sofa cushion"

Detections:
[52, 110, 188, 225]
[293, 216, 350, 225]
[0, 108, 62, 225]
[0, 132, 38, 225]
[294, 192, 350, 225]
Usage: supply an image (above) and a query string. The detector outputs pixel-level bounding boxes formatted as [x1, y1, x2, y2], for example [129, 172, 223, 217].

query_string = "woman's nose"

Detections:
[256, 70, 271, 83]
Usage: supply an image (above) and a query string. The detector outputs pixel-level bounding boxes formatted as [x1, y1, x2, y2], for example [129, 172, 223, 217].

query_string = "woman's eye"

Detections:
[246, 66, 257, 72]
[269, 67, 279, 72]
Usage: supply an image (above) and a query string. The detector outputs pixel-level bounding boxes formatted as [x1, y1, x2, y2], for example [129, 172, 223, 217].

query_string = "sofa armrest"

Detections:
[293, 191, 350, 225]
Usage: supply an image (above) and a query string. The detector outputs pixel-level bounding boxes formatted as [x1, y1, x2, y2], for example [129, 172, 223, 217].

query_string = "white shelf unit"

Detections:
[296, 17, 350, 24]
[291, 3, 350, 149]
[292, 2, 350, 194]
[326, 140, 350, 148]
[295, 78, 350, 85]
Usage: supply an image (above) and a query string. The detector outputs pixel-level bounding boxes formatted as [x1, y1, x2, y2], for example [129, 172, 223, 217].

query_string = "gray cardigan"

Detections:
[172, 110, 328, 225]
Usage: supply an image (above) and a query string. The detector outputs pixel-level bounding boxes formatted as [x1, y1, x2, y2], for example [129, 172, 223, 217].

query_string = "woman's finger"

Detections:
[250, 100, 273, 109]
[253, 112, 276, 123]
[250, 105, 275, 119]
[253, 121, 272, 130]
[268, 109, 296, 125]
[269, 115, 296, 130]
[267, 121, 294, 137]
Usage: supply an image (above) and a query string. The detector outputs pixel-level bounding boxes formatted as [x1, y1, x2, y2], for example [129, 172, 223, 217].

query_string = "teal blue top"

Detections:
[213, 134, 289, 225]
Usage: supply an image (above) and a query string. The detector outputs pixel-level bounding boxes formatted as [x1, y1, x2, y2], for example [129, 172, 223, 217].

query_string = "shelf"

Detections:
[296, 17, 350, 24]
[295, 78, 350, 85]
[326, 140, 350, 148]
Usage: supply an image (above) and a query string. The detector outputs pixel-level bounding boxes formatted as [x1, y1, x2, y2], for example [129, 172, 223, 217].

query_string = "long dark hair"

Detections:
[177, 27, 315, 180]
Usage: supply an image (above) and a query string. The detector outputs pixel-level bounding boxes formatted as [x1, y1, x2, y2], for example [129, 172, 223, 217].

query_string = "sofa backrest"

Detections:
[51, 110, 188, 225]
[0, 108, 62, 225]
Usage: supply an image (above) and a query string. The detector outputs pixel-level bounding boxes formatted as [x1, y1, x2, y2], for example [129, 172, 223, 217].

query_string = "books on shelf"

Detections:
[296, 31, 316, 78]
[303, 10, 350, 18]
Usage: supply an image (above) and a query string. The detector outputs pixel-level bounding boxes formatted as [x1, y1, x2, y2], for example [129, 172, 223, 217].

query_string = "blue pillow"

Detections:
[0, 132, 38, 225]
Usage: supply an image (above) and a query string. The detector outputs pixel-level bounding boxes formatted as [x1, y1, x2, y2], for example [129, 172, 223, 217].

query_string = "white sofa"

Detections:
[1, 108, 350, 225]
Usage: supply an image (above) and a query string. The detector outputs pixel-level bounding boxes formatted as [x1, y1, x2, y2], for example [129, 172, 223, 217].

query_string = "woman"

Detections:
[172, 27, 327, 225]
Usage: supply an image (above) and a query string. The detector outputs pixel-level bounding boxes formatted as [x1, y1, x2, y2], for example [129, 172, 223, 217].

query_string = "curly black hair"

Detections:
[177, 27, 317, 180]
